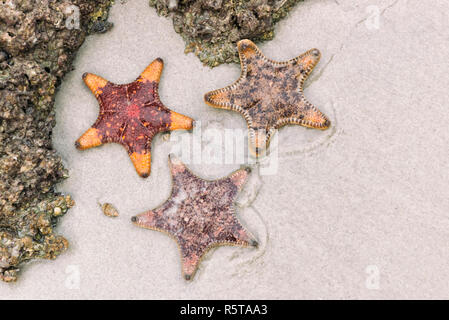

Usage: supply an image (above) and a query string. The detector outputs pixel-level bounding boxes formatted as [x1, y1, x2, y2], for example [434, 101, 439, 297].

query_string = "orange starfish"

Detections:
[75, 58, 194, 177]
[204, 39, 330, 157]
[132, 154, 258, 280]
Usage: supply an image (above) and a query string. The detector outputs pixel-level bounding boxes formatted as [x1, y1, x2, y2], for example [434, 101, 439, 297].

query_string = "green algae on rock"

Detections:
[149, 0, 303, 67]
[0, 0, 113, 282]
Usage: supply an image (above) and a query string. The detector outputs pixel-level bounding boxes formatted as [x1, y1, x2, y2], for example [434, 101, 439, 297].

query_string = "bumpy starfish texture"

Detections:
[132, 154, 258, 280]
[75, 58, 194, 177]
[204, 39, 331, 157]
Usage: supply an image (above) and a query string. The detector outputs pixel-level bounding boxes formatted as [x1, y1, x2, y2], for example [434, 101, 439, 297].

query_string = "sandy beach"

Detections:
[2, 0, 449, 299]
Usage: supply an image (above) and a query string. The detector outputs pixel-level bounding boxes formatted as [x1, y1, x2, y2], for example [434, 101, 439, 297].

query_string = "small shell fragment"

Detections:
[101, 203, 119, 217]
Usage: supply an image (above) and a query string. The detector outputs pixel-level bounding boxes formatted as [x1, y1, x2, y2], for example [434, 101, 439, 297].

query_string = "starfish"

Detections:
[131, 154, 258, 280]
[75, 58, 194, 178]
[204, 39, 331, 157]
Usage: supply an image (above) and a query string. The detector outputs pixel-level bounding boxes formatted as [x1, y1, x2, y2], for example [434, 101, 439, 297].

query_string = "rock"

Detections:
[149, 0, 302, 67]
[0, 0, 113, 282]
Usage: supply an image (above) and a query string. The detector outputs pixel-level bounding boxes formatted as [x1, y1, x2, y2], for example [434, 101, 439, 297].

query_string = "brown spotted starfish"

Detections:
[132, 154, 258, 280]
[75, 58, 194, 177]
[204, 39, 331, 157]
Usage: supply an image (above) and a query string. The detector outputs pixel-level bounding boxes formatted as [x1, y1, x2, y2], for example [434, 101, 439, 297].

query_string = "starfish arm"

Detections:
[237, 39, 321, 81]
[75, 110, 121, 149]
[168, 153, 187, 174]
[129, 151, 151, 178]
[179, 206, 257, 280]
[203, 83, 257, 112]
[132, 156, 258, 280]
[132, 86, 193, 133]
[128, 61, 162, 106]
[131, 206, 207, 280]
[288, 49, 322, 81]
[274, 96, 331, 130]
[180, 248, 204, 280]
[138, 58, 164, 83]
[237, 99, 271, 157]
[247, 126, 271, 158]
[169, 110, 194, 131]
[205, 168, 258, 247]
[236, 39, 264, 72]
[214, 212, 258, 248]
[204, 40, 263, 111]
[131, 207, 173, 237]
[132, 204, 200, 279]
[120, 120, 155, 178]
[125, 59, 166, 112]
[75, 127, 103, 150]
[75, 108, 128, 149]
[140, 104, 193, 133]
[228, 167, 251, 191]
[167, 153, 201, 191]
[178, 217, 257, 280]
[83, 72, 129, 114]
[82, 72, 108, 98]
[246, 103, 330, 157]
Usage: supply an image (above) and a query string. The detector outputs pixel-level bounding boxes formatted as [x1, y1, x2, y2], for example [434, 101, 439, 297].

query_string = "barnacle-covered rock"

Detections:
[149, 0, 302, 67]
[0, 0, 113, 282]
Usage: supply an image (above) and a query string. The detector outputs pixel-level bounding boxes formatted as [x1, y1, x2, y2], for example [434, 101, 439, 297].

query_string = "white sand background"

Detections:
[2, 0, 449, 299]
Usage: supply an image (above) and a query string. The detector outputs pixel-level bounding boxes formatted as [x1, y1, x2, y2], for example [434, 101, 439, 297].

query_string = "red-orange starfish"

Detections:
[132, 154, 258, 280]
[75, 58, 194, 177]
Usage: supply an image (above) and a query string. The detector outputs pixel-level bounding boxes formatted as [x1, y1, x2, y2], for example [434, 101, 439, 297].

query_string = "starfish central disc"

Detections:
[126, 104, 140, 118]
